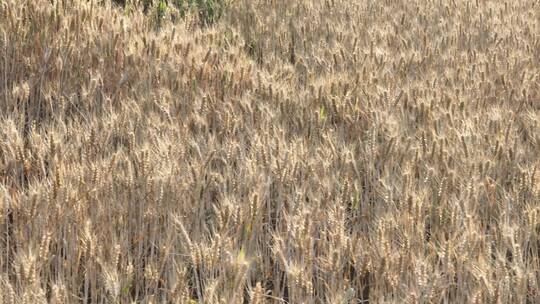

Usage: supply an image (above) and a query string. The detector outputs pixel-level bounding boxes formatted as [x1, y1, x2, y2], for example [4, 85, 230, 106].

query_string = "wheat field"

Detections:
[1, 0, 540, 303]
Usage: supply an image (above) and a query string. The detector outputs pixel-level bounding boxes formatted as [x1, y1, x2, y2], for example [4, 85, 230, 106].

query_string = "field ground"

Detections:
[1, 0, 540, 303]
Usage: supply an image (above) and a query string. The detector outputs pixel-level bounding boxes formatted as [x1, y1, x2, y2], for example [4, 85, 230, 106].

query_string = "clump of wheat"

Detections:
[1, 0, 539, 302]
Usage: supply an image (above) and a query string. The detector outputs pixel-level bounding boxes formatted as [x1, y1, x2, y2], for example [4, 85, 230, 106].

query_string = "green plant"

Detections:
[195, 0, 224, 25]
[172, 0, 224, 26]
[115, 0, 224, 26]
[156, 0, 167, 24]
